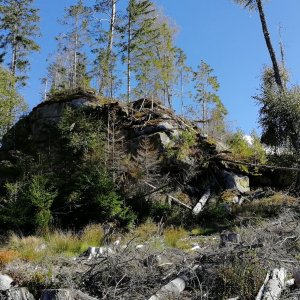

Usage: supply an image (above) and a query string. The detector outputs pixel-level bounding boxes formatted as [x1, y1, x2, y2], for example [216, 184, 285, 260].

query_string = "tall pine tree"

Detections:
[0, 0, 40, 86]
[93, 0, 118, 97]
[119, 0, 158, 102]
[49, 0, 91, 93]
[193, 60, 227, 136]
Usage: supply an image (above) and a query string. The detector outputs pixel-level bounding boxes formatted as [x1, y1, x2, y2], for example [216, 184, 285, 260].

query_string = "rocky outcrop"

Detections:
[0, 288, 34, 300]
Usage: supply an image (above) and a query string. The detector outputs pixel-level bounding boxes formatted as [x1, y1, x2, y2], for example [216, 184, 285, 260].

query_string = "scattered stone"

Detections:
[219, 231, 241, 248]
[0, 274, 13, 291]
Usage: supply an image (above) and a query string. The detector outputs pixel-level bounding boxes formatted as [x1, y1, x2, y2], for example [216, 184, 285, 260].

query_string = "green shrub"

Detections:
[25, 175, 57, 234]
[166, 130, 197, 160]
[226, 130, 266, 165]
[233, 193, 298, 218]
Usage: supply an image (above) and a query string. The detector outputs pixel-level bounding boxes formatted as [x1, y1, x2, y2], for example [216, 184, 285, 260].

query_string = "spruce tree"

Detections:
[50, 0, 91, 92]
[93, 0, 117, 97]
[233, 0, 283, 90]
[119, 0, 158, 102]
[193, 60, 227, 135]
[0, 0, 40, 86]
[0, 66, 27, 141]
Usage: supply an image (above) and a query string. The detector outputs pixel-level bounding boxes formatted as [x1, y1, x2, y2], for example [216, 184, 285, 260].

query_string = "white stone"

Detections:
[0, 274, 13, 291]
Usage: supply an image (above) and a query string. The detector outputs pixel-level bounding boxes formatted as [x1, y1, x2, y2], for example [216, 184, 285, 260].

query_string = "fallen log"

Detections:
[148, 275, 188, 300]
[143, 181, 192, 210]
[256, 268, 287, 300]
[192, 188, 210, 215]
[84, 246, 115, 260]
[148, 265, 199, 300]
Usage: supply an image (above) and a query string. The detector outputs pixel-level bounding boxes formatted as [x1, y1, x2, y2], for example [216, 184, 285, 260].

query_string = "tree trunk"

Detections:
[73, 14, 79, 90]
[256, 268, 287, 300]
[256, 0, 283, 90]
[108, 0, 116, 98]
[192, 187, 210, 215]
[127, 12, 132, 103]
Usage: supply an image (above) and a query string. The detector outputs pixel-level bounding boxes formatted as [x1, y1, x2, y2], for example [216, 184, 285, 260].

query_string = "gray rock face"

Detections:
[29, 98, 97, 143]
[222, 170, 250, 193]
[0, 288, 34, 300]
[0, 274, 13, 291]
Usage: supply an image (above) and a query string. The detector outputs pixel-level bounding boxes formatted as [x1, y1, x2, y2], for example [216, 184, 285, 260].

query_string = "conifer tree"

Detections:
[0, 0, 40, 86]
[119, 0, 158, 102]
[233, 0, 283, 90]
[133, 137, 160, 184]
[175, 48, 192, 115]
[50, 0, 91, 92]
[193, 60, 227, 135]
[93, 0, 117, 97]
[0, 66, 27, 141]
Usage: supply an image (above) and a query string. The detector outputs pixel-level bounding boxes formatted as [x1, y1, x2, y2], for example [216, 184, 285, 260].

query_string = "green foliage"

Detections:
[58, 106, 105, 159]
[0, 0, 40, 84]
[226, 130, 266, 164]
[133, 18, 180, 107]
[256, 66, 300, 155]
[0, 179, 33, 231]
[48, 0, 91, 92]
[57, 107, 135, 227]
[192, 60, 227, 135]
[25, 175, 57, 234]
[166, 130, 197, 160]
[0, 67, 28, 141]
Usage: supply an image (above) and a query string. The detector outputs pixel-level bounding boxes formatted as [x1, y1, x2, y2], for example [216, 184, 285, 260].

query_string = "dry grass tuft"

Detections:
[163, 227, 188, 248]
[0, 249, 19, 267]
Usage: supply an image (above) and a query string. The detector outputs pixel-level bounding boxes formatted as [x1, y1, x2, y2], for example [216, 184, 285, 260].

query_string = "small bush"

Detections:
[8, 234, 46, 261]
[166, 130, 197, 160]
[130, 220, 158, 243]
[216, 252, 266, 300]
[233, 193, 298, 218]
[46, 231, 82, 256]
[163, 227, 188, 248]
[226, 130, 266, 165]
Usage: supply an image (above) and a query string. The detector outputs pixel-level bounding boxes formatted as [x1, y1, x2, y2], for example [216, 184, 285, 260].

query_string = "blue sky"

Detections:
[22, 0, 300, 134]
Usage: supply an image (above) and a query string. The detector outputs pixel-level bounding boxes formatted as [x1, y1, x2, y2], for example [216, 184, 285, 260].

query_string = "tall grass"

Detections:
[4, 224, 105, 262]
[163, 227, 188, 248]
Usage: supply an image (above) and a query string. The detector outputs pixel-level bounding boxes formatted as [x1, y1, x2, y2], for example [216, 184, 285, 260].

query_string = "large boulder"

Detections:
[222, 170, 250, 193]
